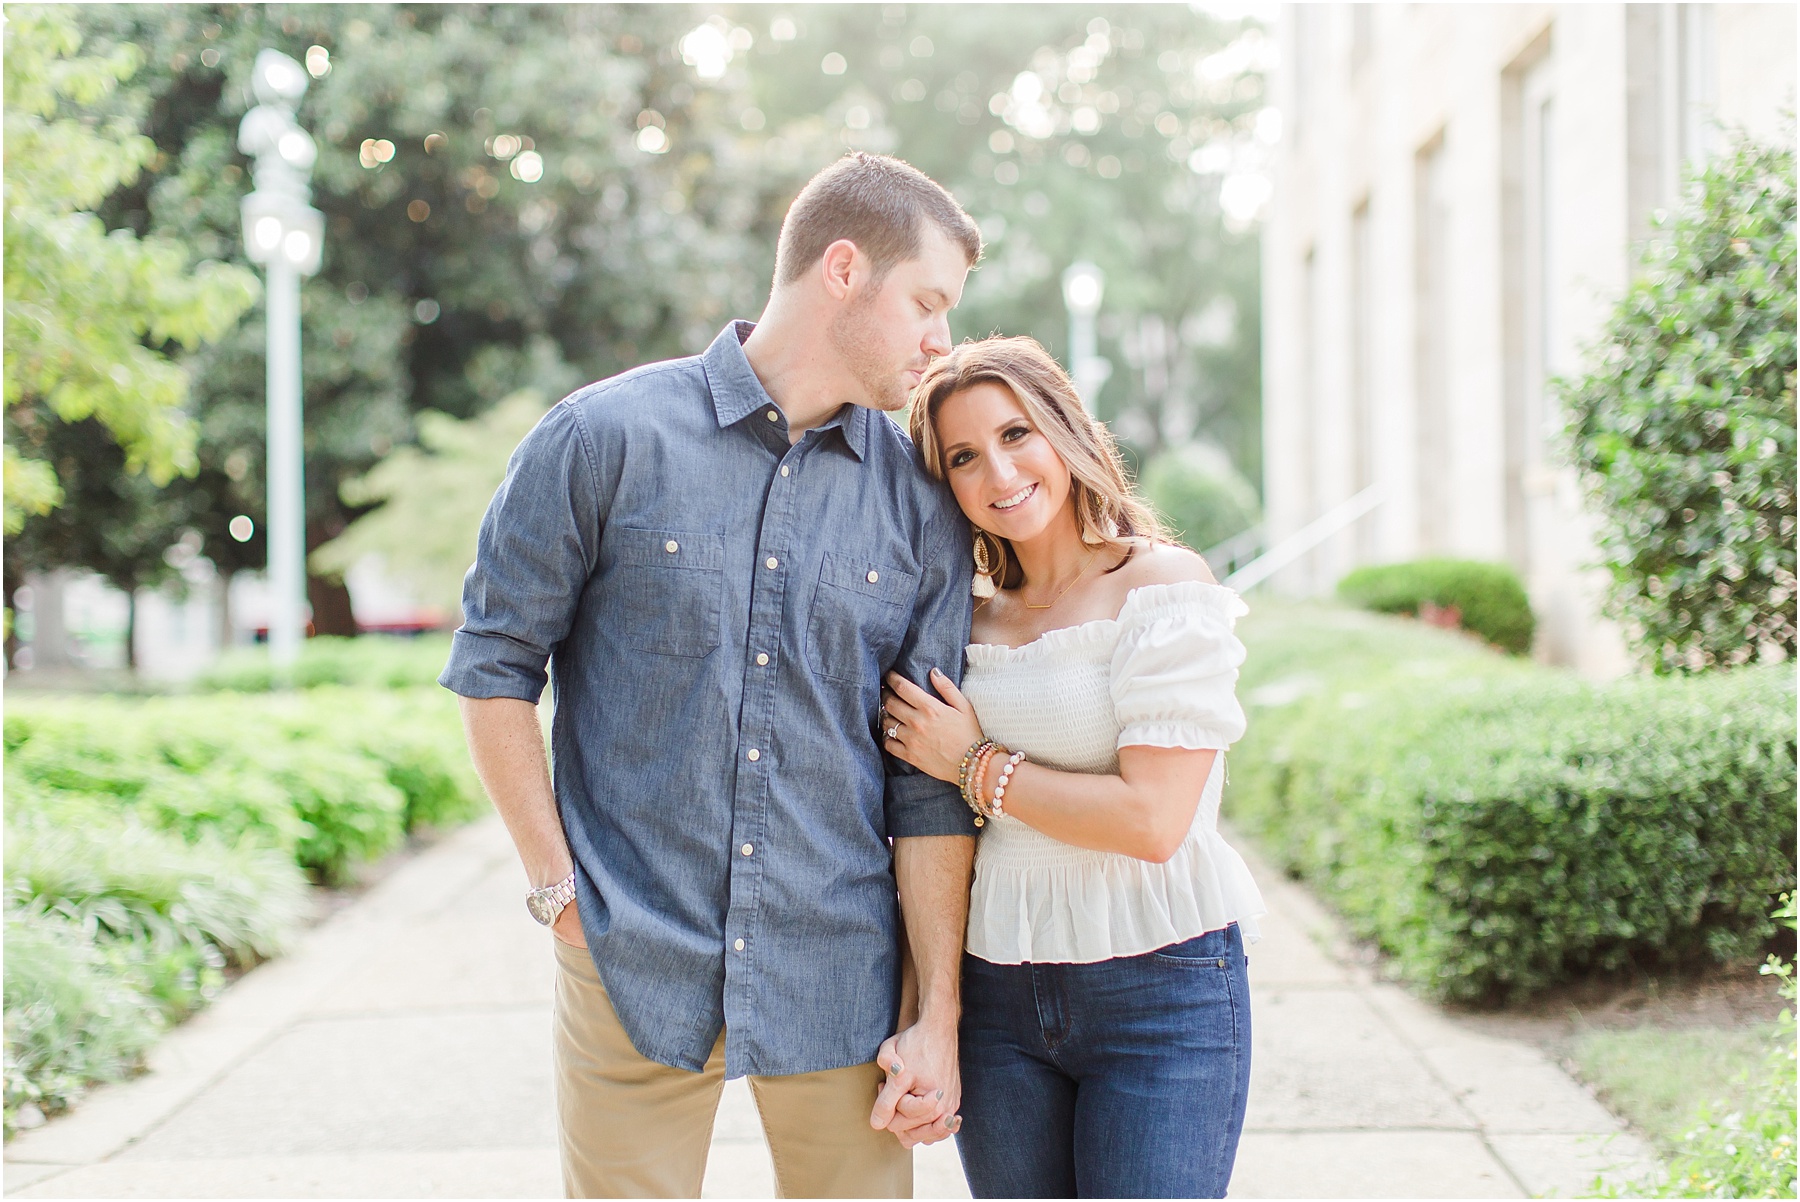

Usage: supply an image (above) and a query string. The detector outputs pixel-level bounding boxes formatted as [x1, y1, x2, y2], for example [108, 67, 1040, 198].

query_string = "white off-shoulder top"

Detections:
[960, 580, 1267, 964]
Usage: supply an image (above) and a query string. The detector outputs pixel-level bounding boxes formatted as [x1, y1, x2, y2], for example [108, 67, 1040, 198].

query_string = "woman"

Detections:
[880, 336, 1266, 1199]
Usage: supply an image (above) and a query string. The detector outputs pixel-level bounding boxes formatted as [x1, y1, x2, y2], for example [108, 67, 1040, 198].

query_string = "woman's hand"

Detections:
[882, 668, 984, 784]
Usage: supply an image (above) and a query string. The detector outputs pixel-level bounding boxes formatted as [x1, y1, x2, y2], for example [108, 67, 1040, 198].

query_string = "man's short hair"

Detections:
[773, 152, 982, 287]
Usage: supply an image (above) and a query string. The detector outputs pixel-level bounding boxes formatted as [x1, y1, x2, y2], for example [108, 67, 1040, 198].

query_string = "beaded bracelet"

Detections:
[968, 744, 1002, 824]
[989, 751, 1026, 818]
[958, 739, 999, 825]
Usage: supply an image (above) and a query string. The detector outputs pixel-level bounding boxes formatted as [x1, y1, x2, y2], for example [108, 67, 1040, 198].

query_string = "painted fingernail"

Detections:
[949, 1115, 963, 1132]
[891, 1061, 903, 1074]
[936, 1089, 944, 1100]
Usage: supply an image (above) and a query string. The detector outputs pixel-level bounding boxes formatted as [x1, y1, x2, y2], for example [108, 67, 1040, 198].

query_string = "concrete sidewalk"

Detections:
[4, 814, 1654, 1198]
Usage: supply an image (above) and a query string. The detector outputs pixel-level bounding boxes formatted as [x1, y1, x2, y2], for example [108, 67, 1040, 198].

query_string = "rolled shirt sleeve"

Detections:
[439, 401, 604, 702]
[884, 506, 978, 838]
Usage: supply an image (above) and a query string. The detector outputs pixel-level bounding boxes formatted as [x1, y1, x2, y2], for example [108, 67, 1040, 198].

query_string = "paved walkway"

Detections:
[5, 815, 1654, 1198]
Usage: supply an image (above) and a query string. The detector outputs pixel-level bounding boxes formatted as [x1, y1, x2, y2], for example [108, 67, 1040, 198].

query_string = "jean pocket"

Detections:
[1148, 925, 1239, 967]
[608, 528, 725, 657]
[805, 552, 919, 685]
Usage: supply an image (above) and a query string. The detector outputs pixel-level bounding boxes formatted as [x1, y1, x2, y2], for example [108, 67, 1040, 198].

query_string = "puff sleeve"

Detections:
[1108, 581, 1249, 751]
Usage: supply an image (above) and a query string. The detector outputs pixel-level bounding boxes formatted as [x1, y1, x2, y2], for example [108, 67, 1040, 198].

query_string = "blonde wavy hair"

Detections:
[908, 336, 1170, 591]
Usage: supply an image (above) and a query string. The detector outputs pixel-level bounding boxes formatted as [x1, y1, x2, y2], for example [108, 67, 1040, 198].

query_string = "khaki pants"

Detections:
[553, 937, 912, 1199]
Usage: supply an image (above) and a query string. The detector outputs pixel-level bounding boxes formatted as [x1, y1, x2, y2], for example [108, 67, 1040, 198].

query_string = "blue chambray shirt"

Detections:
[440, 321, 976, 1078]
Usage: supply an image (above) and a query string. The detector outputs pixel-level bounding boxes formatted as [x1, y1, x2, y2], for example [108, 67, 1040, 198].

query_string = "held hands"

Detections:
[882, 669, 984, 784]
[868, 1020, 962, 1148]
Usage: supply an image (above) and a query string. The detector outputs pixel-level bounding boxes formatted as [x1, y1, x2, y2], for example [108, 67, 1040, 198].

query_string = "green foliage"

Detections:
[1603, 896, 1797, 1198]
[311, 393, 549, 614]
[2, 814, 306, 1137]
[1335, 558, 1536, 655]
[3, 909, 162, 1136]
[13, 6, 1266, 617]
[2, 6, 259, 535]
[1560, 130, 1797, 674]
[5, 685, 482, 883]
[1571, 1023, 1783, 1150]
[3, 681, 485, 1134]
[1139, 443, 1261, 551]
[1230, 603, 1797, 1003]
[5, 814, 307, 967]
[753, 6, 1269, 474]
[199, 634, 453, 692]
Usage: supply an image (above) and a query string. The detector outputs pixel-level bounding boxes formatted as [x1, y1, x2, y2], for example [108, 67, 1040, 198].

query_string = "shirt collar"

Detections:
[702, 320, 868, 462]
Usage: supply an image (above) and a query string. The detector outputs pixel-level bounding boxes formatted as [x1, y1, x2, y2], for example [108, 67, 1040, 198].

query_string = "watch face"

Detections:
[527, 894, 554, 925]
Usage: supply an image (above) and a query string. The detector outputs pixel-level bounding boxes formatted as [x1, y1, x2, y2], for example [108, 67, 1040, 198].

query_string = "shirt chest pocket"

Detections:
[608, 528, 725, 658]
[805, 552, 920, 685]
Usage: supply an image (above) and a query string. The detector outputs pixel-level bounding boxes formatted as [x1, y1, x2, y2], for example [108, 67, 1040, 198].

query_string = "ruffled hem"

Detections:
[1116, 721, 1241, 751]
[966, 824, 1268, 965]
[965, 580, 1247, 668]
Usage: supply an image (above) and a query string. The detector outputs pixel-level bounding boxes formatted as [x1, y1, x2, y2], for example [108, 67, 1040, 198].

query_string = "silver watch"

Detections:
[526, 872, 577, 927]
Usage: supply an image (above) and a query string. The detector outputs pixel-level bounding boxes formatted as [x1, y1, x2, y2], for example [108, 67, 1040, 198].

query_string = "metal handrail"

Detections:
[1200, 524, 1267, 578]
[1223, 485, 1388, 593]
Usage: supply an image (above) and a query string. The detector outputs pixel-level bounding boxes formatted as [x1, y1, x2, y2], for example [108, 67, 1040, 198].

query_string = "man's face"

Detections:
[827, 225, 970, 412]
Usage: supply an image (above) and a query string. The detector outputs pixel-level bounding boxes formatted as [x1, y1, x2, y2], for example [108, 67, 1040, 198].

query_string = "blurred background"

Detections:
[5, 6, 1795, 1189]
[4, 2, 1274, 682]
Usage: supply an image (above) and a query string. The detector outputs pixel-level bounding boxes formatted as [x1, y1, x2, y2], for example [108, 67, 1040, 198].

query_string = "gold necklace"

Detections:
[1022, 548, 1097, 610]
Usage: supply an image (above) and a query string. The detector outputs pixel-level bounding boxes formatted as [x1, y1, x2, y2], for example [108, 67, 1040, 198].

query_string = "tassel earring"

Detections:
[972, 533, 998, 599]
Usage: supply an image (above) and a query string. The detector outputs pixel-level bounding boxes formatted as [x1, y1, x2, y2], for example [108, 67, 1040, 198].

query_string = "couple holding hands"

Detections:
[442, 153, 1264, 1200]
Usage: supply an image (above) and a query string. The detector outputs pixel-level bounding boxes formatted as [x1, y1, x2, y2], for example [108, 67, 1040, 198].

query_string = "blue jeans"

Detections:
[956, 924, 1252, 1199]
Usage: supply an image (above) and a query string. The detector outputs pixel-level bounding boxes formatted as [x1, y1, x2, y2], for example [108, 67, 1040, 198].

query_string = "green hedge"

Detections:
[5, 687, 482, 884]
[4, 681, 484, 1136]
[2, 813, 312, 1134]
[1335, 558, 1536, 654]
[1230, 602, 1796, 1003]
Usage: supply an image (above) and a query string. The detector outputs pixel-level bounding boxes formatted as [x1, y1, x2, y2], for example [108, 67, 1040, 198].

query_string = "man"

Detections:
[440, 152, 982, 1198]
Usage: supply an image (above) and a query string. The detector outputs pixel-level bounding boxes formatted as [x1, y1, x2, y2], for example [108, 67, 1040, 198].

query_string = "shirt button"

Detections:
[741, 843, 754, 856]
[747, 748, 760, 762]
[766, 409, 779, 422]
[734, 938, 746, 951]
[665, 540, 679, 554]
[765, 556, 779, 570]
[756, 652, 770, 666]
[866, 570, 879, 583]
[779, 465, 790, 477]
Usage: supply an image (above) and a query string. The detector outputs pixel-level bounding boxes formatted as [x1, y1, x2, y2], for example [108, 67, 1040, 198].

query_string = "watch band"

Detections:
[526, 872, 577, 926]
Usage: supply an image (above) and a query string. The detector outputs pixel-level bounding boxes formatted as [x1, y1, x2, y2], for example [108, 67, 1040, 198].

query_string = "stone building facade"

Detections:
[1261, 3, 1795, 674]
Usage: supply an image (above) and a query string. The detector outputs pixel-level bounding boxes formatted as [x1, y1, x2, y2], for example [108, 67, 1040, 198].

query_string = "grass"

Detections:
[1569, 1024, 1784, 1148]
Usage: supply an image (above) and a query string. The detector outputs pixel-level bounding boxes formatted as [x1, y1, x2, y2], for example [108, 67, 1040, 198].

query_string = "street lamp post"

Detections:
[238, 50, 323, 673]
[1061, 261, 1112, 410]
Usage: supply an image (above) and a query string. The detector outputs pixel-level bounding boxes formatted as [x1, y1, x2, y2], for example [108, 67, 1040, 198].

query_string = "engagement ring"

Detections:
[886, 725, 899, 740]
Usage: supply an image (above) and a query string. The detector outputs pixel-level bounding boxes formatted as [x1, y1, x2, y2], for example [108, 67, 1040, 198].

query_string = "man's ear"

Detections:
[819, 238, 861, 301]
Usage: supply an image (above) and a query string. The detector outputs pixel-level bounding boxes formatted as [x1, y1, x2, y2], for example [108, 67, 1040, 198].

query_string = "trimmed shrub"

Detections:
[1560, 130, 1796, 674]
[1335, 558, 1536, 654]
[1140, 443, 1262, 552]
[1230, 602, 1796, 1002]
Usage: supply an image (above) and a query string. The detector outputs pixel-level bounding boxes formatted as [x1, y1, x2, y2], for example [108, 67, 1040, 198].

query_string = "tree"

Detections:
[2, 7, 258, 536]
[1560, 129, 1796, 674]
[30, 5, 1269, 643]
[55, 3, 785, 632]
[734, 4, 1269, 476]
[310, 391, 548, 616]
